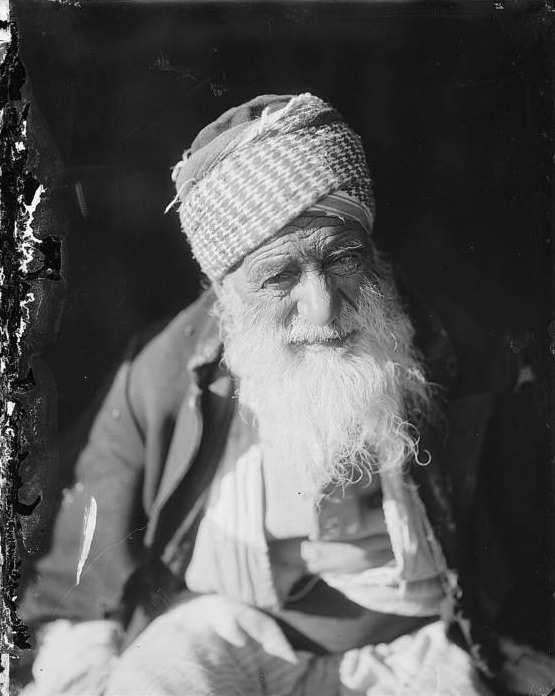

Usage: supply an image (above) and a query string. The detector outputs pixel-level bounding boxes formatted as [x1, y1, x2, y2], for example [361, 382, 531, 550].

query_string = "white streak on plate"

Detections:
[76, 496, 97, 585]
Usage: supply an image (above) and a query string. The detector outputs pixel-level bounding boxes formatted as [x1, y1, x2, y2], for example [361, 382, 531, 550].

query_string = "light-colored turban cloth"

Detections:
[171, 93, 375, 282]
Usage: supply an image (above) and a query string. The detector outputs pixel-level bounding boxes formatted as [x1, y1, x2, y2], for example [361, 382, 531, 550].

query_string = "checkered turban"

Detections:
[171, 93, 375, 281]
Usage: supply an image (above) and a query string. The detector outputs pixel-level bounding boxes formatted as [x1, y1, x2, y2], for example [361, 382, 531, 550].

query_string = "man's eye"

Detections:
[326, 253, 363, 275]
[262, 271, 296, 291]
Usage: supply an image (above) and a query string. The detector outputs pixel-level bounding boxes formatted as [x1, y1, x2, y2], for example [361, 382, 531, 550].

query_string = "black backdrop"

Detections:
[12, 0, 554, 651]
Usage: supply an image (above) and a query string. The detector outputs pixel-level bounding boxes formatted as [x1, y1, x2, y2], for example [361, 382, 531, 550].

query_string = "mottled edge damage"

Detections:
[0, 4, 53, 693]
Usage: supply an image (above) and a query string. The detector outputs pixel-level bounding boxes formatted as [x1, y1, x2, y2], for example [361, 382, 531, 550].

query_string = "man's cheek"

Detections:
[336, 274, 365, 309]
[261, 300, 297, 336]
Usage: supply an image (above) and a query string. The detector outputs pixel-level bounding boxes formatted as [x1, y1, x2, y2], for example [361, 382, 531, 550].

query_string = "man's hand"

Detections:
[497, 637, 555, 696]
[21, 620, 123, 696]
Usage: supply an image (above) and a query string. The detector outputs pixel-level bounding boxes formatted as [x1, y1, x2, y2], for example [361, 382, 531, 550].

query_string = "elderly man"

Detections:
[21, 94, 553, 695]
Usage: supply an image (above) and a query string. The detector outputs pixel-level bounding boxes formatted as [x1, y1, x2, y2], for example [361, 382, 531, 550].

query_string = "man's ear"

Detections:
[200, 274, 213, 293]
[211, 279, 226, 300]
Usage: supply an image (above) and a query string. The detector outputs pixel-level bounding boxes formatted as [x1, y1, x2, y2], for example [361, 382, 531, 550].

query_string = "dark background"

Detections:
[11, 0, 554, 654]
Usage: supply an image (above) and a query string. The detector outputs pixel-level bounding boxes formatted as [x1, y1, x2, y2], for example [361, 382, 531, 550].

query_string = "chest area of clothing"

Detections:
[216, 406, 389, 543]
[185, 407, 445, 607]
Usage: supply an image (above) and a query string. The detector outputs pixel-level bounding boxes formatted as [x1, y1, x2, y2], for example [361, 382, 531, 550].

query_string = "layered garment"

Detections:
[19, 287, 551, 689]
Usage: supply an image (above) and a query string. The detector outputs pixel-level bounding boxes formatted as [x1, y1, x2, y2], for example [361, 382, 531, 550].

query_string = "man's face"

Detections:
[223, 214, 372, 351]
[214, 212, 430, 490]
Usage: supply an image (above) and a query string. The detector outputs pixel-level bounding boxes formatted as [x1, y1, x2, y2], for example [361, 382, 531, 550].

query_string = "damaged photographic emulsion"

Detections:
[1, 1, 554, 694]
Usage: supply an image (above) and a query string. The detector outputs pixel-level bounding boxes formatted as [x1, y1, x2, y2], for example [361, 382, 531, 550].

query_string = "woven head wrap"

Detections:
[171, 93, 375, 281]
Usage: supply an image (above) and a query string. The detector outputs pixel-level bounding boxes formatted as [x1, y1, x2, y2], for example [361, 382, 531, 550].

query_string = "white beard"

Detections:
[214, 267, 432, 494]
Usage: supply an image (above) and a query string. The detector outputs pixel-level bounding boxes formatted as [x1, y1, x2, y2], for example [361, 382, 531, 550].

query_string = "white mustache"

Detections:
[287, 305, 360, 344]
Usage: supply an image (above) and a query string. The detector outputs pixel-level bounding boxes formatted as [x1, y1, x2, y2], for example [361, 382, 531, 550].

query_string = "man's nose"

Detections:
[296, 272, 340, 326]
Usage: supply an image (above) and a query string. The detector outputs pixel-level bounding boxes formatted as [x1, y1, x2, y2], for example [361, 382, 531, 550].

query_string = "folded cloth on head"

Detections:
[171, 93, 375, 281]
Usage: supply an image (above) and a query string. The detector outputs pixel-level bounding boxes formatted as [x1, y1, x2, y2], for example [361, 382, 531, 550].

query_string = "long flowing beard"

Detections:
[214, 264, 433, 493]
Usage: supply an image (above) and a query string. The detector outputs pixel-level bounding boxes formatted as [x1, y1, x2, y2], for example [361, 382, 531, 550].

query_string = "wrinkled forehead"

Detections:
[222, 212, 369, 287]
[249, 213, 368, 260]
